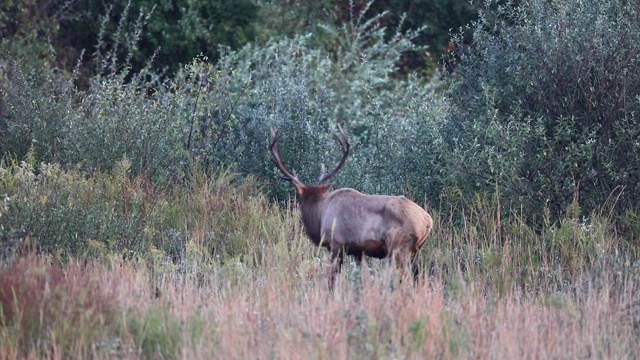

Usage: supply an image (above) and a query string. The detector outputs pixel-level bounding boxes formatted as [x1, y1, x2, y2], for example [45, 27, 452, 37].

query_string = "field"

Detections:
[2, 0, 640, 358]
[1, 165, 638, 359]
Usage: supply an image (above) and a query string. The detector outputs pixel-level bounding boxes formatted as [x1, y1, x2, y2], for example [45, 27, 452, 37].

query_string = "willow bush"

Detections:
[443, 0, 640, 221]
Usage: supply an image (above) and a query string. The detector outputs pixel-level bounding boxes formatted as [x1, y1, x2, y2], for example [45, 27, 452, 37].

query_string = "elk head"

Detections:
[269, 127, 433, 290]
[269, 126, 349, 198]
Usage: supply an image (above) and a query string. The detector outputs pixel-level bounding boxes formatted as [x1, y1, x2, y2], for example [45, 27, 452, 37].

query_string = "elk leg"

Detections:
[353, 253, 366, 281]
[393, 247, 417, 283]
[410, 251, 421, 283]
[354, 253, 364, 267]
[392, 248, 410, 271]
[412, 232, 429, 283]
[329, 248, 344, 291]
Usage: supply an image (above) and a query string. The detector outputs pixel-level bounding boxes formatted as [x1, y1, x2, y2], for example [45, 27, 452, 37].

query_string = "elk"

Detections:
[269, 127, 433, 289]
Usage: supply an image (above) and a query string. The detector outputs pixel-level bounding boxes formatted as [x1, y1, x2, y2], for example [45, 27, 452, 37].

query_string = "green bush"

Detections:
[2, 2, 450, 204]
[0, 67, 73, 162]
[0, 0, 71, 79]
[0, 157, 167, 259]
[0, 154, 294, 263]
[8, 3, 449, 200]
[443, 0, 640, 219]
[347, 0, 477, 73]
[1, 5, 181, 179]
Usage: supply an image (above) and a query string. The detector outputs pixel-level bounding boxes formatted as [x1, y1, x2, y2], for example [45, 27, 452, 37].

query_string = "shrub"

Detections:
[0, 157, 168, 259]
[16, 0, 260, 76]
[0, 0, 72, 79]
[2, 2, 448, 206]
[0, 155, 294, 263]
[0, 67, 74, 163]
[443, 0, 640, 220]
[0, 5, 182, 179]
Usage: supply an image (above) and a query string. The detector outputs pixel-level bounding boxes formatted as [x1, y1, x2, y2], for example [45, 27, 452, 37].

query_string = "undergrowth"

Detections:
[0, 153, 291, 264]
[0, 163, 638, 358]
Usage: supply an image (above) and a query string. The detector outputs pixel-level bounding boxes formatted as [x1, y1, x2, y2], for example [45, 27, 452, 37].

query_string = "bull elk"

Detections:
[269, 127, 433, 289]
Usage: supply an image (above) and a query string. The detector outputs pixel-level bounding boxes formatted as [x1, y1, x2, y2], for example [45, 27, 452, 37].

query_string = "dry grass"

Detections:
[1, 222, 637, 359]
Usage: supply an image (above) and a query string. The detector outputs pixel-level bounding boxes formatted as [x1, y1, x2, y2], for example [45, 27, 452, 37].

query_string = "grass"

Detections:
[0, 163, 639, 359]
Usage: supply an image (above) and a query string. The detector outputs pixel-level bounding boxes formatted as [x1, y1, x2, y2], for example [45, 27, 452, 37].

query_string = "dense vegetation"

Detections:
[445, 0, 640, 221]
[0, 0, 639, 357]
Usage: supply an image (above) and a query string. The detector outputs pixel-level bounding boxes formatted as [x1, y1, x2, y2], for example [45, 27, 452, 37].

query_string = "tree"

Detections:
[58, 0, 259, 75]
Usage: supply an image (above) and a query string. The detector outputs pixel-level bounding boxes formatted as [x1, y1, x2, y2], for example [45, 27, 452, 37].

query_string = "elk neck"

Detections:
[298, 184, 331, 247]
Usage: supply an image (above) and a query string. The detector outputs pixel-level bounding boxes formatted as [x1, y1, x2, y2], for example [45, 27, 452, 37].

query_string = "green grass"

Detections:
[0, 163, 638, 359]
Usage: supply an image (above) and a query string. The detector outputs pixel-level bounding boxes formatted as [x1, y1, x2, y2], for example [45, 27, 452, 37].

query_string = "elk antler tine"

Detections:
[318, 163, 327, 183]
[269, 128, 304, 188]
[317, 124, 350, 184]
[335, 124, 349, 151]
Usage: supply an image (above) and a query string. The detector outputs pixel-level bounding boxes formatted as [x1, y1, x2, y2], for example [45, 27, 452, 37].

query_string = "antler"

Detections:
[317, 124, 350, 184]
[270, 129, 305, 189]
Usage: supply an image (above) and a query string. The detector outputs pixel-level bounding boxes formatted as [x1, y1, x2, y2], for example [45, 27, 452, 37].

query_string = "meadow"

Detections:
[2, 0, 640, 358]
[1, 162, 638, 359]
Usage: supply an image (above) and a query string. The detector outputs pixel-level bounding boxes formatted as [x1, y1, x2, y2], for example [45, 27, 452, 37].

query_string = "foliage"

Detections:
[0, 0, 76, 78]
[0, 67, 73, 162]
[126, 306, 184, 359]
[1, 3, 448, 204]
[433, 190, 637, 292]
[213, 5, 447, 201]
[443, 0, 640, 219]
[0, 157, 167, 259]
[0, 156, 287, 263]
[259, 0, 477, 76]
[0, 0, 474, 80]
[340, 0, 477, 74]
[254, 0, 339, 41]
[1, 5, 172, 174]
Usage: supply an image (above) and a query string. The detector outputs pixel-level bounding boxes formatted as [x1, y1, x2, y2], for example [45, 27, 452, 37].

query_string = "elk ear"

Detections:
[316, 184, 333, 195]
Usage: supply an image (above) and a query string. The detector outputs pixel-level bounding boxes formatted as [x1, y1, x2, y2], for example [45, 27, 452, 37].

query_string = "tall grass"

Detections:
[0, 165, 638, 359]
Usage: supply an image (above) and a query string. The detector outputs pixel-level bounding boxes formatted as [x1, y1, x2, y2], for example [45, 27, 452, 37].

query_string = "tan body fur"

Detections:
[300, 187, 432, 287]
[303, 188, 431, 257]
